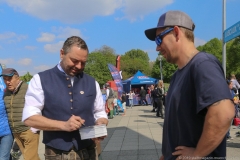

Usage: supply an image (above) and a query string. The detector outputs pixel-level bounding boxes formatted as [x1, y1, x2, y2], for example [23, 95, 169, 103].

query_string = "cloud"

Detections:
[0, 58, 14, 65]
[18, 58, 32, 66]
[36, 27, 82, 43]
[34, 65, 51, 72]
[121, 0, 173, 22]
[52, 27, 82, 39]
[37, 33, 55, 42]
[2, 0, 172, 23]
[0, 32, 27, 43]
[44, 41, 64, 53]
[25, 45, 37, 50]
[3, 0, 122, 24]
[195, 37, 207, 47]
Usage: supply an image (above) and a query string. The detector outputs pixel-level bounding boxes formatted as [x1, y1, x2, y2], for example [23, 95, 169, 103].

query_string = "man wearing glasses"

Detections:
[145, 10, 235, 160]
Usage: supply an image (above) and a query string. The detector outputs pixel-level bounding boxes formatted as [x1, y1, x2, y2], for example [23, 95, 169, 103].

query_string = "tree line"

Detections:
[21, 37, 240, 85]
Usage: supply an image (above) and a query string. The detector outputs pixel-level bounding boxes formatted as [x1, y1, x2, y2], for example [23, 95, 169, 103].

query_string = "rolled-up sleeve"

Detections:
[22, 74, 44, 122]
[94, 81, 108, 121]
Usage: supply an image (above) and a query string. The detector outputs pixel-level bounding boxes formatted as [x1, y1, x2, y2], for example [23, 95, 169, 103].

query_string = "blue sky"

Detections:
[0, 0, 239, 76]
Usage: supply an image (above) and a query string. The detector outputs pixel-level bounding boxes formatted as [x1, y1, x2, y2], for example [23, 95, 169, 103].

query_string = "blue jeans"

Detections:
[0, 134, 13, 160]
[129, 99, 133, 107]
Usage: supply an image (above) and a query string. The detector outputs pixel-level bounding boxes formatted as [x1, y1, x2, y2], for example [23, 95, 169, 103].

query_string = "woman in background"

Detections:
[126, 90, 135, 108]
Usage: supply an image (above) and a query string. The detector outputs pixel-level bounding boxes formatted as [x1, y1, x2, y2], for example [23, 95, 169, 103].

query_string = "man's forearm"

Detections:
[193, 119, 229, 158]
[24, 115, 66, 131]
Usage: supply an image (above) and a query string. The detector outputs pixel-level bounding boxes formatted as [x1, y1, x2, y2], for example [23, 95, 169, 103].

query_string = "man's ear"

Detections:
[173, 26, 180, 41]
[60, 49, 64, 60]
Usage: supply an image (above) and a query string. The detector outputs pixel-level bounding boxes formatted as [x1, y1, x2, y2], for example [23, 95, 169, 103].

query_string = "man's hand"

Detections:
[95, 118, 108, 126]
[63, 115, 85, 132]
[92, 118, 108, 143]
[172, 146, 201, 160]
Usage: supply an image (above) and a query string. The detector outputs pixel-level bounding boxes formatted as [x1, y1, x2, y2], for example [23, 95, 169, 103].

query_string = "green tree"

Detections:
[121, 49, 151, 79]
[20, 72, 33, 82]
[197, 38, 222, 63]
[226, 37, 240, 77]
[151, 56, 177, 83]
[84, 45, 116, 86]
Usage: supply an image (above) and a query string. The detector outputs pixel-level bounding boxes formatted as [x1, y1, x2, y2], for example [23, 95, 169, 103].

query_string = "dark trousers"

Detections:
[151, 98, 155, 109]
[140, 97, 148, 105]
[45, 143, 96, 160]
[155, 98, 163, 117]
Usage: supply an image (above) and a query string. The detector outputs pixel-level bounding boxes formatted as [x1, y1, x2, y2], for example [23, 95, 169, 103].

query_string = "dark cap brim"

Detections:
[0, 73, 15, 77]
[0, 68, 18, 77]
[145, 27, 157, 41]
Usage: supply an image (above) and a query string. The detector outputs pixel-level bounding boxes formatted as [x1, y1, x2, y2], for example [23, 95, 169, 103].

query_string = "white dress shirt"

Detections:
[22, 64, 108, 123]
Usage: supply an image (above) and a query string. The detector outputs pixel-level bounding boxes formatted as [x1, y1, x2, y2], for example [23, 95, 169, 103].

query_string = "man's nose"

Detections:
[75, 62, 82, 69]
[156, 45, 161, 51]
[5, 81, 11, 85]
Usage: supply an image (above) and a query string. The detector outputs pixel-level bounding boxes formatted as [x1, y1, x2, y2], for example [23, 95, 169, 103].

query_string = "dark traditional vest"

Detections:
[39, 66, 96, 151]
[4, 82, 30, 133]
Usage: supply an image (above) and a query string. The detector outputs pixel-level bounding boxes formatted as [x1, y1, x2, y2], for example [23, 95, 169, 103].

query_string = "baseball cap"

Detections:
[145, 10, 195, 41]
[0, 68, 19, 77]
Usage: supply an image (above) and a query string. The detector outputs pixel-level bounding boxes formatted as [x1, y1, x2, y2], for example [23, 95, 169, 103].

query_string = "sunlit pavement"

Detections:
[20, 105, 240, 160]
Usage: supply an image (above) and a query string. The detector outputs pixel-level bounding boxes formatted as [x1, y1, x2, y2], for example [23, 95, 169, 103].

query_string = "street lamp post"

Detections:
[157, 55, 163, 80]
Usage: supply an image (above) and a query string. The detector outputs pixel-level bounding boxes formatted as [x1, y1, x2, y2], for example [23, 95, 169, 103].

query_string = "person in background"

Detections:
[155, 81, 164, 118]
[1, 68, 40, 160]
[145, 10, 235, 159]
[113, 95, 119, 116]
[106, 83, 114, 119]
[159, 80, 166, 106]
[230, 74, 240, 95]
[226, 80, 239, 141]
[150, 84, 156, 112]
[121, 92, 127, 116]
[22, 36, 108, 160]
[126, 90, 135, 108]
[0, 73, 13, 160]
[139, 86, 148, 106]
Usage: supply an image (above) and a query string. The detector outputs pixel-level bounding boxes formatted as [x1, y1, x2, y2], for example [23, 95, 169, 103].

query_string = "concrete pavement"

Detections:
[20, 105, 240, 160]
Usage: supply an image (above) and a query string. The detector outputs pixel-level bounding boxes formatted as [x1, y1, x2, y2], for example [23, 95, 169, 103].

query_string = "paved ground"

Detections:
[20, 105, 240, 160]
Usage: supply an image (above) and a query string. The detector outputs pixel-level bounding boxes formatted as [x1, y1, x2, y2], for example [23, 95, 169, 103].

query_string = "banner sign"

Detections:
[224, 21, 240, 43]
[107, 63, 123, 97]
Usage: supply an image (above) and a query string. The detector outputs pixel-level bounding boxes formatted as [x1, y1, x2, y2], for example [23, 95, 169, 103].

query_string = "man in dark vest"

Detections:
[1, 68, 40, 160]
[22, 36, 108, 160]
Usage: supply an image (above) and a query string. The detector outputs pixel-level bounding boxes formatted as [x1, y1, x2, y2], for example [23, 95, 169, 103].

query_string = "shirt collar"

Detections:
[13, 80, 23, 94]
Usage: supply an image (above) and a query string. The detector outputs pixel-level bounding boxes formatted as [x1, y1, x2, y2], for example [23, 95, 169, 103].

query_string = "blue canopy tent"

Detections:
[122, 70, 158, 92]
[122, 70, 158, 105]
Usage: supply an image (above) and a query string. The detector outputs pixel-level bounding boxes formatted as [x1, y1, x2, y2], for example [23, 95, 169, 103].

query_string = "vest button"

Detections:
[68, 84, 71, 88]
[70, 99, 73, 102]
[71, 107, 73, 109]
[69, 92, 72, 95]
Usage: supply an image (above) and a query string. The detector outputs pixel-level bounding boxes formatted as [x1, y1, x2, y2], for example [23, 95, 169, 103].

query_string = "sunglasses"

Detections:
[155, 28, 174, 46]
